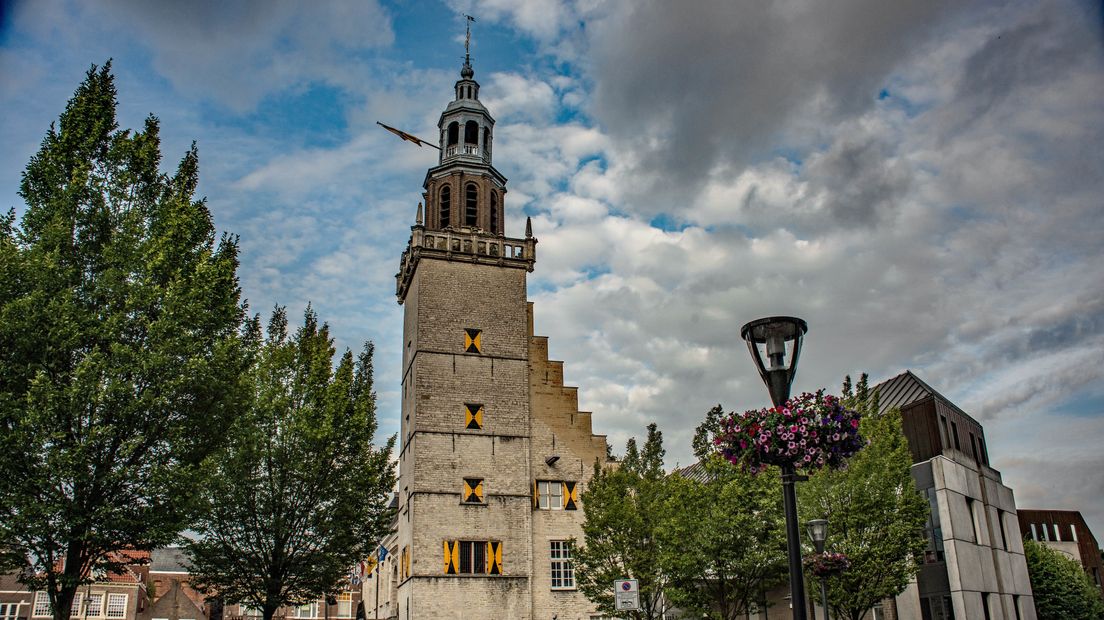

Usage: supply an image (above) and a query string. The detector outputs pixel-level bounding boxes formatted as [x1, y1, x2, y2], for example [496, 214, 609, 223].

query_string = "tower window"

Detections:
[464, 328, 482, 354]
[483, 127, 491, 157]
[465, 183, 478, 226]
[462, 478, 484, 504]
[464, 120, 478, 144]
[464, 403, 484, 430]
[439, 186, 451, 228]
[447, 122, 459, 146]
[490, 191, 498, 233]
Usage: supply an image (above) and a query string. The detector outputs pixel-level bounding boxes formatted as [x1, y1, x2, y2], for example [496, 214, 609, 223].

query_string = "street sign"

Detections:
[614, 579, 639, 611]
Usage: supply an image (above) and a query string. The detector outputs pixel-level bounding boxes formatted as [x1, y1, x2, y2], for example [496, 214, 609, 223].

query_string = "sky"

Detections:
[1, 0, 1102, 537]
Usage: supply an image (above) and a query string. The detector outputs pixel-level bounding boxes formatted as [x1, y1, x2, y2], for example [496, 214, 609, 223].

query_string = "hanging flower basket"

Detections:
[804, 551, 851, 578]
[714, 390, 864, 475]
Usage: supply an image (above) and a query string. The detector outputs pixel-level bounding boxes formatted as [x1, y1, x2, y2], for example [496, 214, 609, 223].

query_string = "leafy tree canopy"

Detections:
[0, 62, 249, 620]
[1024, 539, 1104, 620]
[797, 374, 929, 620]
[185, 307, 396, 620]
[660, 434, 787, 620]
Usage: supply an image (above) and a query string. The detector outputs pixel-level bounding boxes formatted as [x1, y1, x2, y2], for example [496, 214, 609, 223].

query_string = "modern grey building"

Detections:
[877, 371, 1036, 620]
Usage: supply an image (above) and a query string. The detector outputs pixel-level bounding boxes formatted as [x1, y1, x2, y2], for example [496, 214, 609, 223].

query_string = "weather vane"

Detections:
[464, 14, 475, 65]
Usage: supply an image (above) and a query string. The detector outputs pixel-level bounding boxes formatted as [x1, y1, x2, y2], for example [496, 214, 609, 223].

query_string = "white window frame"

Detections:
[69, 594, 83, 619]
[538, 480, 563, 511]
[34, 592, 52, 618]
[85, 593, 104, 618]
[105, 593, 127, 619]
[549, 540, 575, 590]
[2, 603, 23, 620]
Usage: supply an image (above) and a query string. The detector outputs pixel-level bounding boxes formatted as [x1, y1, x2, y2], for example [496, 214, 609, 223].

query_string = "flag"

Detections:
[377, 546, 389, 563]
[376, 121, 438, 149]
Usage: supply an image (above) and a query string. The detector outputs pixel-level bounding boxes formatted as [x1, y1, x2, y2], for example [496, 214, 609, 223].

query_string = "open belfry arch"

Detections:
[392, 21, 609, 619]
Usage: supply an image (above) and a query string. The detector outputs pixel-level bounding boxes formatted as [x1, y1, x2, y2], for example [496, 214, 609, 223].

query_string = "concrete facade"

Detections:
[392, 58, 607, 620]
[878, 372, 1036, 620]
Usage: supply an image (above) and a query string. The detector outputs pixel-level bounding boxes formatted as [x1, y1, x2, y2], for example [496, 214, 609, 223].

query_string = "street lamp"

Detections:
[807, 519, 830, 620]
[741, 316, 809, 620]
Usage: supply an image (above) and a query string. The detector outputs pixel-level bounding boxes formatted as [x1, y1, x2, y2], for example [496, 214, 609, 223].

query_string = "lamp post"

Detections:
[741, 316, 809, 620]
[807, 519, 830, 620]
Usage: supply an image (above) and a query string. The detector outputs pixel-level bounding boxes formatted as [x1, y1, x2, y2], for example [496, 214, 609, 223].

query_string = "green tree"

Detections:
[659, 459, 786, 619]
[1024, 539, 1104, 620]
[574, 423, 669, 619]
[798, 374, 929, 620]
[0, 63, 248, 620]
[184, 307, 396, 620]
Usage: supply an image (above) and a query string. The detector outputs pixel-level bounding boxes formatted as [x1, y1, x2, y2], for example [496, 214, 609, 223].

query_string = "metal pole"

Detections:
[781, 463, 807, 620]
[819, 579, 829, 620]
[374, 561, 380, 620]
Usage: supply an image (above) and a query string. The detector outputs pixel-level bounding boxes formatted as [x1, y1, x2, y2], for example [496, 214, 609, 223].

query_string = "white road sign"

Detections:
[614, 579, 639, 611]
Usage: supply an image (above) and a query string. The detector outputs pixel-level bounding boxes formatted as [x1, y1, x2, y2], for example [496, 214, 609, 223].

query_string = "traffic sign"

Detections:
[614, 579, 639, 611]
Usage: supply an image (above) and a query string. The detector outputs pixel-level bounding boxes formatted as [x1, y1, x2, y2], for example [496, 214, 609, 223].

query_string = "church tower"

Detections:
[392, 29, 608, 619]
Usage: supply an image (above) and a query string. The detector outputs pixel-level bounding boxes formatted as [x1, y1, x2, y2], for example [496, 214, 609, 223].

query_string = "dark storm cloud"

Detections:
[584, 0, 961, 216]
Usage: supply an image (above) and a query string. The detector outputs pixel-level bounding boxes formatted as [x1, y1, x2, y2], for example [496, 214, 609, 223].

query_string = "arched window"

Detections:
[447, 122, 459, 146]
[439, 186, 451, 227]
[464, 121, 479, 144]
[465, 183, 478, 227]
[483, 128, 491, 158]
[490, 191, 499, 234]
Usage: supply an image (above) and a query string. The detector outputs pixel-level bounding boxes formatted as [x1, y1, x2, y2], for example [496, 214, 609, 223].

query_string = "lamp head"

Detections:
[741, 316, 808, 407]
[806, 518, 828, 544]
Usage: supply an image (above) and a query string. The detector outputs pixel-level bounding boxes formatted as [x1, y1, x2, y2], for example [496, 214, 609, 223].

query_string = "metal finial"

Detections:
[416, 202, 423, 225]
[525, 216, 533, 238]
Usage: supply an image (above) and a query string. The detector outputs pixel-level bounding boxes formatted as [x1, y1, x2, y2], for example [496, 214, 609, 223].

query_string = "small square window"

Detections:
[465, 403, 484, 430]
[464, 328, 482, 353]
[537, 480, 563, 510]
[463, 478, 484, 504]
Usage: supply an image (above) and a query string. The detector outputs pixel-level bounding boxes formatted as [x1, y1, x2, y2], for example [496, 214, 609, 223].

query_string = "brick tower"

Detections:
[392, 42, 609, 620]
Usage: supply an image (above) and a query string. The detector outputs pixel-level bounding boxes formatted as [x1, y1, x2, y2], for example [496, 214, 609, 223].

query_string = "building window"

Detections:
[950, 421, 960, 450]
[940, 416, 950, 448]
[871, 603, 887, 620]
[464, 328, 482, 353]
[981, 593, 992, 620]
[439, 186, 451, 227]
[537, 480, 563, 510]
[550, 540, 575, 589]
[1071, 523, 1079, 542]
[970, 432, 980, 463]
[1029, 522, 1038, 541]
[293, 603, 318, 619]
[105, 594, 127, 619]
[464, 403, 484, 430]
[70, 594, 83, 618]
[462, 478, 485, 504]
[2, 605, 22, 620]
[336, 593, 353, 618]
[489, 192, 498, 233]
[922, 488, 944, 563]
[978, 436, 989, 464]
[34, 592, 51, 618]
[464, 121, 479, 144]
[966, 498, 980, 543]
[996, 510, 1008, 550]
[447, 122, 459, 146]
[86, 594, 103, 618]
[1013, 596, 1022, 620]
[443, 541, 502, 575]
[465, 183, 478, 226]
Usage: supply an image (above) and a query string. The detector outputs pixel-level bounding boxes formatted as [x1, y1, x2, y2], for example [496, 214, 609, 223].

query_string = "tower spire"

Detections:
[462, 14, 475, 78]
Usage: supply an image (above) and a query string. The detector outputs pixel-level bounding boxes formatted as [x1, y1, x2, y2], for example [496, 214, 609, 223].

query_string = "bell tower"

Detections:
[393, 25, 537, 618]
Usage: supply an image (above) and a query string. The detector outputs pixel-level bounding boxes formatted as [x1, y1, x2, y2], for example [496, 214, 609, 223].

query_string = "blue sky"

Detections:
[2, 0, 1103, 537]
